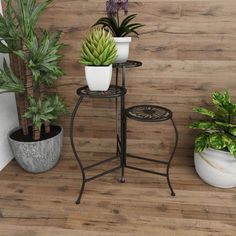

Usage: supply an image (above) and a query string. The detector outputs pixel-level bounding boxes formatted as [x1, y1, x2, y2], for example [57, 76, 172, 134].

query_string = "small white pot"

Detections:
[85, 65, 112, 91]
[113, 37, 132, 63]
[194, 148, 236, 188]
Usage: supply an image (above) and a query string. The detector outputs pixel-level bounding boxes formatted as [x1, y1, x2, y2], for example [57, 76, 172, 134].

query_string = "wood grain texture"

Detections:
[1, 0, 236, 235]
[37, 0, 236, 159]
[0, 154, 236, 235]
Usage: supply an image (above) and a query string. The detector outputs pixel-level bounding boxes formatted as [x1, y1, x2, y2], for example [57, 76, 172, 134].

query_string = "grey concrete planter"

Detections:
[8, 125, 63, 173]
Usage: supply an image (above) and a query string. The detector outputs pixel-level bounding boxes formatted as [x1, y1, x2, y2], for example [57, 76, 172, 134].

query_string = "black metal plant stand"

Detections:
[70, 60, 178, 204]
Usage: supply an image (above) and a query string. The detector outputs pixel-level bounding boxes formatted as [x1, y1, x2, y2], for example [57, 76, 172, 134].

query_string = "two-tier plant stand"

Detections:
[70, 60, 178, 204]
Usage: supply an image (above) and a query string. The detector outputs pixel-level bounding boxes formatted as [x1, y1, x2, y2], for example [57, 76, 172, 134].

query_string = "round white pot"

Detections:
[194, 148, 236, 188]
[85, 65, 112, 91]
[113, 37, 132, 63]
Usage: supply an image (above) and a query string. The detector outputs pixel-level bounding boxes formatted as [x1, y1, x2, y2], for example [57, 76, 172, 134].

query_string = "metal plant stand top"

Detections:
[70, 60, 178, 204]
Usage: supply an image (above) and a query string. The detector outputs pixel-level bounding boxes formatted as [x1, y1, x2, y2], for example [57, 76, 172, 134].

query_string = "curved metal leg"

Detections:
[166, 118, 178, 196]
[70, 96, 86, 204]
[76, 181, 85, 204]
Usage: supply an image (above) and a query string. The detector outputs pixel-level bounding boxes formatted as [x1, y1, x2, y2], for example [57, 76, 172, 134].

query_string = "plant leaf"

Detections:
[209, 133, 226, 150]
[189, 121, 215, 130]
[195, 133, 208, 153]
[227, 142, 236, 158]
[193, 107, 216, 118]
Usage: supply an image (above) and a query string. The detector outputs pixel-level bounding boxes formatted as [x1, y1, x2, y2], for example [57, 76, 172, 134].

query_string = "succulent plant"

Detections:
[80, 28, 117, 66]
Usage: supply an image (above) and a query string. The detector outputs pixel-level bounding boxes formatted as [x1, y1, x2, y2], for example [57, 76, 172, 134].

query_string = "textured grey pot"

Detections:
[8, 125, 63, 173]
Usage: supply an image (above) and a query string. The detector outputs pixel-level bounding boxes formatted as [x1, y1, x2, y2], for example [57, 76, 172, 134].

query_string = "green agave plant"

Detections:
[80, 28, 117, 66]
[189, 91, 236, 158]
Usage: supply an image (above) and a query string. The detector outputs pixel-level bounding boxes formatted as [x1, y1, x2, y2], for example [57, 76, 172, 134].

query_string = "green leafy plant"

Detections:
[0, 0, 53, 52]
[93, 1, 144, 37]
[189, 91, 236, 158]
[0, 59, 25, 93]
[80, 28, 117, 66]
[23, 95, 66, 133]
[15, 30, 64, 85]
[0, 0, 66, 140]
[93, 14, 144, 37]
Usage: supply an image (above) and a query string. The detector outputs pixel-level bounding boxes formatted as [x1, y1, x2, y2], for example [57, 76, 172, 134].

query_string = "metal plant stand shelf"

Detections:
[70, 60, 178, 204]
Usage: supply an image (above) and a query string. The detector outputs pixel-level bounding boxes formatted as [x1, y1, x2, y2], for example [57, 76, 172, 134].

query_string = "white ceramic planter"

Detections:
[113, 37, 131, 63]
[194, 148, 236, 188]
[85, 65, 112, 91]
[0, 91, 19, 171]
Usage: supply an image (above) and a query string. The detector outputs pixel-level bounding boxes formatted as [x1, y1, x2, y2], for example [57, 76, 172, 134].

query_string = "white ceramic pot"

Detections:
[85, 65, 112, 91]
[194, 148, 236, 188]
[0, 91, 19, 171]
[113, 37, 132, 63]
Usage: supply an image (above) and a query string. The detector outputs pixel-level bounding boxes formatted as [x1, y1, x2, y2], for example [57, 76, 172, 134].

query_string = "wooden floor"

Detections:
[0, 150, 236, 236]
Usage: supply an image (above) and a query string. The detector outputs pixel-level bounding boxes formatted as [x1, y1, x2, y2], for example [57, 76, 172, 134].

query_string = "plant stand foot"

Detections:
[167, 175, 176, 197]
[120, 177, 126, 183]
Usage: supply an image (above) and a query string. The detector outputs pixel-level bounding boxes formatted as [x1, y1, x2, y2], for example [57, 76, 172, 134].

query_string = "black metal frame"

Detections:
[70, 60, 178, 204]
[113, 61, 142, 182]
[124, 107, 178, 196]
[70, 85, 126, 204]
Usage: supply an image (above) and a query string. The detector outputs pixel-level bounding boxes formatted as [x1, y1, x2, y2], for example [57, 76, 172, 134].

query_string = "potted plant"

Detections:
[0, 0, 67, 173]
[80, 28, 117, 91]
[189, 91, 236, 188]
[93, 0, 144, 63]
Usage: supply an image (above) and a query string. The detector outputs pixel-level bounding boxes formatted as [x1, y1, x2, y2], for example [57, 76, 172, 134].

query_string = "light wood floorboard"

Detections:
[0, 152, 235, 235]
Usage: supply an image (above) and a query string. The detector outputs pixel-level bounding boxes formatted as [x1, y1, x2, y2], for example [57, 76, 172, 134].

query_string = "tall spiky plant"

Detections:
[80, 28, 117, 66]
[0, 0, 66, 141]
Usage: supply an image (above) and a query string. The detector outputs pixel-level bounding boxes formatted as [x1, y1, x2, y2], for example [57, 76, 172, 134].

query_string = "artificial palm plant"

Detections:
[0, 0, 66, 141]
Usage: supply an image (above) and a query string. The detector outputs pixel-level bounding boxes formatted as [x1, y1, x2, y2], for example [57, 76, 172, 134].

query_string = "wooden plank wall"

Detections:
[39, 0, 236, 162]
